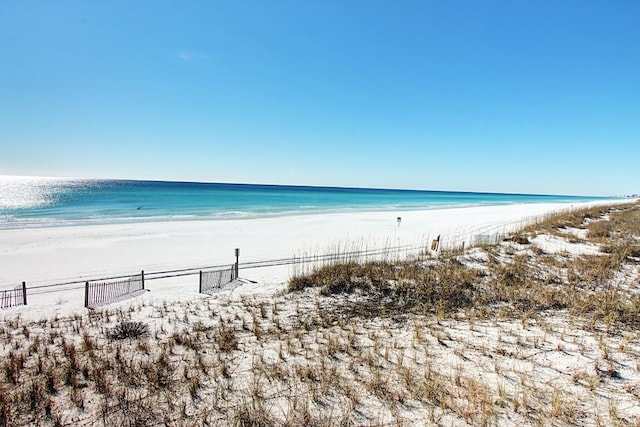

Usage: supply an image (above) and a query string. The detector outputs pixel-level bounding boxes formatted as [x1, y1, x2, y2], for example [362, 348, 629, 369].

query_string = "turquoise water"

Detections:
[0, 176, 612, 229]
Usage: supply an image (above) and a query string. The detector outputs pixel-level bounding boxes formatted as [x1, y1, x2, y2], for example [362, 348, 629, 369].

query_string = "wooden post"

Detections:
[199, 271, 203, 293]
[21, 281, 27, 306]
[84, 282, 89, 308]
[235, 248, 240, 279]
[141, 270, 145, 290]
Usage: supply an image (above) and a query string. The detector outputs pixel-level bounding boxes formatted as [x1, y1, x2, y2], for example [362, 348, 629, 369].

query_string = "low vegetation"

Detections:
[108, 321, 150, 341]
[1, 201, 639, 426]
[290, 202, 640, 329]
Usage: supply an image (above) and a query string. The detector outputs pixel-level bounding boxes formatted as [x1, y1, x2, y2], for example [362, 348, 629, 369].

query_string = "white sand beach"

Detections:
[0, 200, 626, 317]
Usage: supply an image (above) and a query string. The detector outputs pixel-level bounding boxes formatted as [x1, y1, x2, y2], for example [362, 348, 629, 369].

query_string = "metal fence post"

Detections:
[141, 270, 145, 290]
[235, 248, 240, 279]
[22, 281, 27, 306]
[199, 270, 202, 293]
[84, 282, 89, 308]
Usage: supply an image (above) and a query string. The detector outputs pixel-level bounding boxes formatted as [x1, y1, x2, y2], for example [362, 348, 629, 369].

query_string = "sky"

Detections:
[0, 1, 638, 196]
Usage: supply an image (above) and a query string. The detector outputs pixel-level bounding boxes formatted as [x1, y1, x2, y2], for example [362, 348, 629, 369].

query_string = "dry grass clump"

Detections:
[526, 204, 616, 234]
[608, 203, 640, 236]
[508, 234, 531, 245]
[570, 254, 622, 287]
[587, 220, 613, 239]
[483, 254, 570, 314]
[216, 322, 239, 352]
[288, 261, 393, 295]
[601, 243, 640, 260]
[108, 321, 150, 340]
[290, 258, 484, 318]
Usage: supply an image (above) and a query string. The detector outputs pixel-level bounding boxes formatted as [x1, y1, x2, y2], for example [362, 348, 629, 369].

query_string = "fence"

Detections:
[199, 265, 237, 294]
[84, 271, 146, 309]
[471, 233, 505, 246]
[0, 282, 27, 310]
[3, 221, 534, 309]
[0, 240, 496, 309]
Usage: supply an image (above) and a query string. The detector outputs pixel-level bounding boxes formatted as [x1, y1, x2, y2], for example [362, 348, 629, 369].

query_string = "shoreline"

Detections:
[1, 198, 624, 231]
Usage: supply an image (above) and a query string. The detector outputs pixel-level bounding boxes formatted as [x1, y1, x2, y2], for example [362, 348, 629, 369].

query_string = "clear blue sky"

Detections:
[1, 1, 638, 196]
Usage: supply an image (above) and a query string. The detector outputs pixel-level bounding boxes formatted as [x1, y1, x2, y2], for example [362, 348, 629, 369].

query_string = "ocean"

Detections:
[0, 176, 612, 229]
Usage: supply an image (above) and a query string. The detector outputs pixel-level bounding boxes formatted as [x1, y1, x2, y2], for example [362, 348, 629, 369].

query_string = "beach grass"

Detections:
[1, 201, 639, 426]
